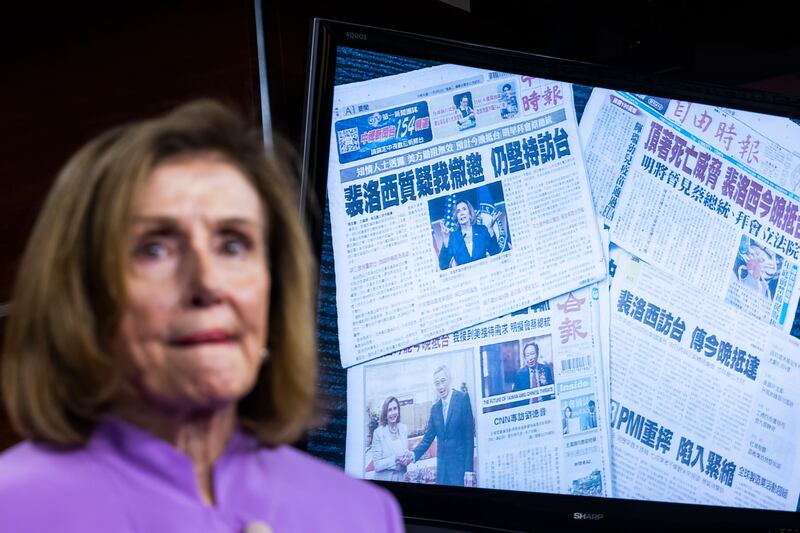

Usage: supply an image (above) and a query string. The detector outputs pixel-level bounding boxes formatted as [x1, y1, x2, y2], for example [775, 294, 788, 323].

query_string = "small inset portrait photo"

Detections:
[453, 91, 477, 131]
[512, 336, 555, 401]
[498, 82, 519, 120]
[429, 182, 511, 271]
[561, 394, 598, 436]
[730, 235, 782, 303]
[479, 334, 555, 412]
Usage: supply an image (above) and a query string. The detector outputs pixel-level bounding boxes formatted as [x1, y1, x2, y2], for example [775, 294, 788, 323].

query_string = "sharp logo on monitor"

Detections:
[573, 512, 604, 521]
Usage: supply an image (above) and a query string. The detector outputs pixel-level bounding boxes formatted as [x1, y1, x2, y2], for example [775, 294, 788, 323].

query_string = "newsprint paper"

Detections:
[608, 254, 800, 511]
[328, 64, 605, 367]
[346, 285, 613, 497]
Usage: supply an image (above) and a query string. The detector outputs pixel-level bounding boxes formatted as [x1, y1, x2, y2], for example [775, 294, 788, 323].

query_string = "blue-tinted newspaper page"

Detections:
[608, 255, 800, 510]
[345, 284, 612, 497]
[580, 89, 800, 336]
[328, 63, 606, 367]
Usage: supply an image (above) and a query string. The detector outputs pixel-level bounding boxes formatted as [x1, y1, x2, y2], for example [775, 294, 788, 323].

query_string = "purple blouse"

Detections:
[0, 418, 404, 532]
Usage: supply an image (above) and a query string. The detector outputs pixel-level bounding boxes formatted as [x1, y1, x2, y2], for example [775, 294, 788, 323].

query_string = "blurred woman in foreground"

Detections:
[0, 101, 402, 532]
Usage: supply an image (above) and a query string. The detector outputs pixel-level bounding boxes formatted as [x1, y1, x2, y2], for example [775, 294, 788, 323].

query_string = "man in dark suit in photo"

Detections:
[512, 341, 555, 401]
[412, 365, 475, 487]
[581, 399, 598, 430]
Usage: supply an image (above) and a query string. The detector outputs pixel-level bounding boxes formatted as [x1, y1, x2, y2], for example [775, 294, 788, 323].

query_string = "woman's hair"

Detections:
[453, 199, 477, 225]
[1, 100, 317, 446]
[379, 396, 401, 427]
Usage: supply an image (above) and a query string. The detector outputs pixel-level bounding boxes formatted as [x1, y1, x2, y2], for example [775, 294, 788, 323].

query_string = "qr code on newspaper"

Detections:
[337, 127, 360, 154]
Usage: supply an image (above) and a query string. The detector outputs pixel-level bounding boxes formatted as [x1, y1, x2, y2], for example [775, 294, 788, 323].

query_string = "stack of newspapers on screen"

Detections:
[325, 63, 800, 511]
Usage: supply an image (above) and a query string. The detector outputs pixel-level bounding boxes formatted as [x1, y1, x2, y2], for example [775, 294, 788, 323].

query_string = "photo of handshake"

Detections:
[396, 450, 414, 467]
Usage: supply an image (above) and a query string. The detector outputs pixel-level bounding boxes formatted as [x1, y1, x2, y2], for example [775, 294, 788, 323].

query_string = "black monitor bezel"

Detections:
[300, 17, 800, 532]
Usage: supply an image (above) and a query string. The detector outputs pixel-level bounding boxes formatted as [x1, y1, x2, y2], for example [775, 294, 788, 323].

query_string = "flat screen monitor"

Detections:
[300, 17, 800, 532]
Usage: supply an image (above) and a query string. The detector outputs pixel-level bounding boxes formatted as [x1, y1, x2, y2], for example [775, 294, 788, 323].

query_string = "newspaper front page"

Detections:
[660, 100, 800, 196]
[345, 285, 612, 497]
[328, 63, 606, 367]
[608, 255, 800, 510]
[580, 88, 800, 335]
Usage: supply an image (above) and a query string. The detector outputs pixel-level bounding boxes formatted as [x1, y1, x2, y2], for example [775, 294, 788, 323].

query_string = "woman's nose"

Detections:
[185, 244, 223, 308]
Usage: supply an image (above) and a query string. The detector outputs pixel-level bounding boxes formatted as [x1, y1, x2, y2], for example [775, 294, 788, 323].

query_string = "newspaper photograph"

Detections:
[328, 62, 606, 367]
[608, 254, 800, 511]
[579, 88, 800, 336]
[345, 285, 612, 498]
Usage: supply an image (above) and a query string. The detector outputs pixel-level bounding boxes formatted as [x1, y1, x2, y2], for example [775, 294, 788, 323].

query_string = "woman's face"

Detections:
[114, 154, 269, 413]
[455, 202, 470, 226]
[387, 400, 399, 425]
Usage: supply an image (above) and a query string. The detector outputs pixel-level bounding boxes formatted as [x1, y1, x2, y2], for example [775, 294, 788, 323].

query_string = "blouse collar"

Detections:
[88, 416, 260, 502]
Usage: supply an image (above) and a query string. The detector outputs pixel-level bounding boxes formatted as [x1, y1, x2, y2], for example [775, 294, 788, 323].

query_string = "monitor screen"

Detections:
[300, 18, 800, 532]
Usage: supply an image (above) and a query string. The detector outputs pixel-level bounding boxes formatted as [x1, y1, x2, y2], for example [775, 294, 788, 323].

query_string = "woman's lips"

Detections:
[171, 330, 235, 346]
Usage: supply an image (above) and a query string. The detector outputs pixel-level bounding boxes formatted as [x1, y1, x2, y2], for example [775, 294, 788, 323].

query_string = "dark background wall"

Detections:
[1, 0, 798, 450]
[0, 1, 262, 449]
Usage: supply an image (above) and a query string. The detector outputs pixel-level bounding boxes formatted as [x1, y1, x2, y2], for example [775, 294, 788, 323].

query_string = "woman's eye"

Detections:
[136, 241, 170, 259]
[221, 238, 249, 256]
